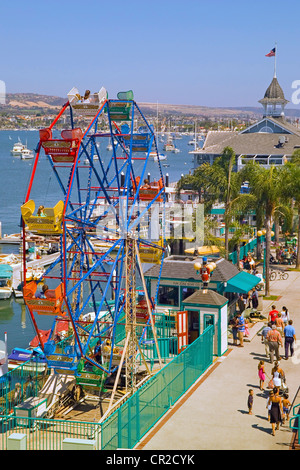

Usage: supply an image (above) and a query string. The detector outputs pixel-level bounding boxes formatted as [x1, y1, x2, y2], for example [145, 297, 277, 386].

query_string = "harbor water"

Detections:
[0, 129, 199, 352]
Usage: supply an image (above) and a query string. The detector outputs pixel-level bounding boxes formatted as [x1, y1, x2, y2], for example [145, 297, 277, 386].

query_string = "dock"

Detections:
[0, 234, 21, 245]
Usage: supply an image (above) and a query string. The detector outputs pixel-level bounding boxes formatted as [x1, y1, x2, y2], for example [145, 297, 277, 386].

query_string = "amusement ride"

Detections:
[20, 87, 166, 400]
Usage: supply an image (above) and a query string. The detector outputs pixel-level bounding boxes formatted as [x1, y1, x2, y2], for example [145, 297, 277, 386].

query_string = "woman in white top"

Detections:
[271, 362, 284, 388]
[281, 306, 289, 326]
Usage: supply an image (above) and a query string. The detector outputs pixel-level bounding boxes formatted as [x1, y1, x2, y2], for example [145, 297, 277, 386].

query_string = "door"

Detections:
[176, 311, 188, 353]
[187, 310, 200, 344]
[204, 313, 215, 332]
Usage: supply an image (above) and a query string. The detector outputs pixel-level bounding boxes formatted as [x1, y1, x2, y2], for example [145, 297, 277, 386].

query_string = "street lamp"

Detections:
[194, 257, 216, 293]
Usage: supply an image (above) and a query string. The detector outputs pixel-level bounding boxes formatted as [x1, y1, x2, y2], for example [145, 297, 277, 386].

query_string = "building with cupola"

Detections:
[192, 71, 300, 170]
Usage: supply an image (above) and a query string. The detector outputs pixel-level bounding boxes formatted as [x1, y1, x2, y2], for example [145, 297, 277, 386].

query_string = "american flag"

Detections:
[265, 47, 276, 57]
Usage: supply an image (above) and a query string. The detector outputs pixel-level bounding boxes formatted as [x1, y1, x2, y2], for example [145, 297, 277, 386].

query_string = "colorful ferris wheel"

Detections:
[21, 87, 166, 392]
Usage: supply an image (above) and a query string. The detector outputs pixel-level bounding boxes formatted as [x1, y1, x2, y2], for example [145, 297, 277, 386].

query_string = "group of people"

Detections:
[238, 287, 259, 313]
[275, 246, 296, 265]
[261, 305, 296, 362]
[230, 311, 250, 347]
[239, 254, 256, 273]
[247, 304, 297, 436]
[248, 360, 291, 436]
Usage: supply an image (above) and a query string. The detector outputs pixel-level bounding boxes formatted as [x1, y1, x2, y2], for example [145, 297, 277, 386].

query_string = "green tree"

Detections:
[178, 146, 254, 259]
[281, 160, 300, 268]
[241, 163, 284, 296]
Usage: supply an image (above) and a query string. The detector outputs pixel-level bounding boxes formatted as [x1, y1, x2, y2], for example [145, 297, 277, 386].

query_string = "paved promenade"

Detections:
[136, 269, 300, 450]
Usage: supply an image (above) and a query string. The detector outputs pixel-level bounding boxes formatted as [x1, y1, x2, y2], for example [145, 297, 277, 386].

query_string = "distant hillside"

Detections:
[1, 92, 300, 120]
[138, 102, 261, 119]
[1, 93, 65, 112]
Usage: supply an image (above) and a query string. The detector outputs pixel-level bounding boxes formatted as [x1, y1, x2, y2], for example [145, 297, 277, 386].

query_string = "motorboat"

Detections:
[8, 347, 47, 371]
[163, 134, 175, 152]
[148, 151, 167, 161]
[0, 264, 13, 300]
[11, 140, 26, 155]
[21, 148, 34, 159]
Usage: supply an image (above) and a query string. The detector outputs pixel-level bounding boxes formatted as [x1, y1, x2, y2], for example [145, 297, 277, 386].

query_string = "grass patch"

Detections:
[263, 295, 279, 300]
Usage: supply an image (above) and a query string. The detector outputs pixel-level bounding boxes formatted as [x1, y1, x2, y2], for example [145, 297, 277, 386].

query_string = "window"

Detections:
[182, 287, 197, 301]
[158, 285, 179, 306]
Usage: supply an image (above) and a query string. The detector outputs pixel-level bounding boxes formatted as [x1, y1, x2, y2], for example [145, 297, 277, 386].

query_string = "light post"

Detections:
[194, 256, 216, 293]
[257, 229, 274, 281]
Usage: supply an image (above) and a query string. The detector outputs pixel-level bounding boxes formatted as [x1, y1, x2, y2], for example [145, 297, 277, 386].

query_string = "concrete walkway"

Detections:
[136, 268, 300, 450]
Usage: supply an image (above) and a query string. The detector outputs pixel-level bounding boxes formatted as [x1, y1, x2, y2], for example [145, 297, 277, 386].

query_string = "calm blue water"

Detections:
[0, 129, 198, 351]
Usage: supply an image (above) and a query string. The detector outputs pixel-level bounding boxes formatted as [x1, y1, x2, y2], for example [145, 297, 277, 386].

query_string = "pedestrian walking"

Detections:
[271, 361, 285, 389]
[248, 389, 254, 415]
[284, 319, 297, 360]
[269, 387, 283, 436]
[258, 360, 266, 390]
[282, 393, 291, 424]
[268, 305, 279, 325]
[236, 312, 245, 347]
[281, 306, 289, 326]
[266, 390, 274, 421]
[275, 313, 284, 336]
[266, 324, 283, 363]
[261, 322, 272, 359]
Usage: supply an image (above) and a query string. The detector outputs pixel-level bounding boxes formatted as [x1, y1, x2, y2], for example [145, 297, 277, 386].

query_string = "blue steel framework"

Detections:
[22, 91, 166, 379]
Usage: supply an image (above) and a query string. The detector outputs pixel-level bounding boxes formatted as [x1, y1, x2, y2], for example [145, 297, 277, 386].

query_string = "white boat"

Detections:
[164, 142, 175, 152]
[0, 265, 13, 300]
[11, 141, 26, 155]
[0, 253, 21, 266]
[21, 148, 34, 159]
[154, 153, 167, 161]
[25, 266, 45, 282]
[149, 151, 167, 161]
[173, 147, 180, 154]
[163, 133, 175, 152]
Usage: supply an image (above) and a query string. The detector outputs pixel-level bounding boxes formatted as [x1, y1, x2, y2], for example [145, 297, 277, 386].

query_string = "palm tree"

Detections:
[281, 161, 300, 268]
[241, 163, 284, 296]
[178, 147, 254, 259]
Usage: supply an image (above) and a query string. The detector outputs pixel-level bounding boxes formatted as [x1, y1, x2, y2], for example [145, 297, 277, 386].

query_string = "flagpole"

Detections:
[274, 42, 277, 78]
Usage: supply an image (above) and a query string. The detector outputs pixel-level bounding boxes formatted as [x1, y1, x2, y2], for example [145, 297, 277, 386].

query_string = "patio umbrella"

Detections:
[184, 245, 220, 255]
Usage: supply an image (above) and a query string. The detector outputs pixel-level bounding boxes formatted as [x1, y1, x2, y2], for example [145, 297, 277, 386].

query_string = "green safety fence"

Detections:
[0, 360, 50, 417]
[0, 325, 213, 450]
[0, 415, 101, 450]
[289, 402, 300, 446]
[101, 324, 214, 450]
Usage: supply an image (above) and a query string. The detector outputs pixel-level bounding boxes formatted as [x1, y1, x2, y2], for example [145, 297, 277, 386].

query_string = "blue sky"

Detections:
[1, 0, 300, 108]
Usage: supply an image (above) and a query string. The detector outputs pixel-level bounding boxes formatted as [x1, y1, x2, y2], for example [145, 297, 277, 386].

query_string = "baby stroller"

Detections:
[278, 375, 289, 396]
[268, 372, 288, 396]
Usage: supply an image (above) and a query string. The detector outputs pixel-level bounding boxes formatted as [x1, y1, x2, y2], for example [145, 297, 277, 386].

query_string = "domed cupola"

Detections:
[259, 76, 289, 118]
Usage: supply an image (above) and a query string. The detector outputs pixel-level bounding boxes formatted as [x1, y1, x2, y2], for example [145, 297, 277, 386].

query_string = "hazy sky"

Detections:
[1, 0, 300, 109]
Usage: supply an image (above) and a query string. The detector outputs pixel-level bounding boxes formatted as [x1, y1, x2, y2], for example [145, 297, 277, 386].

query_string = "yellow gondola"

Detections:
[139, 238, 164, 264]
[21, 200, 64, 235]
